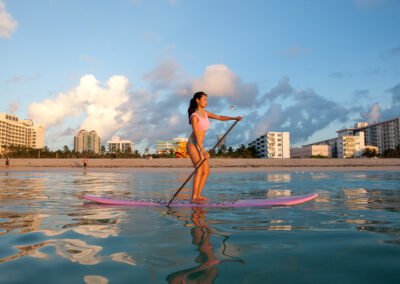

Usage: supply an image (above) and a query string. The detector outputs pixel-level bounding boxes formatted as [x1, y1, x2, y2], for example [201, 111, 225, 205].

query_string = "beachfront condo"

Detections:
[107, 136, 134, 153]
[337, 117, 400, 154]
[249, 132, 290, 158]
[74, 129, 101, 154]
[0, 113, 45, 154]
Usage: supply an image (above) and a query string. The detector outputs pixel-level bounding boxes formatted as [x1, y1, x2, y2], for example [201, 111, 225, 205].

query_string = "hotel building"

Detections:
[107, 136, 134, 153]
[249, 132, 290, 158]
[0, 113, 45, 154]
[74, 130, 101, 154]
[337, 117, 399, 154]
[336, 132, 365, 158]
[305, 132, 365, 158]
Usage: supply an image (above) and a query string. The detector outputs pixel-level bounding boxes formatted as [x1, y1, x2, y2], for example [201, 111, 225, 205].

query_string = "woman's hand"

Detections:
[202, 149, 210, 159]
[235, 116, 243, 121]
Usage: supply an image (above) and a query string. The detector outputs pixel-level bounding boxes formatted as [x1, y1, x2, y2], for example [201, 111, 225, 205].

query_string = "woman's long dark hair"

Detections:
[188, 91, 207, 124]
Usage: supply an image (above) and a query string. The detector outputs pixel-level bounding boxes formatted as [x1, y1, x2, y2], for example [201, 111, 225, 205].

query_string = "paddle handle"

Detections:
[167, 120, 239, 207]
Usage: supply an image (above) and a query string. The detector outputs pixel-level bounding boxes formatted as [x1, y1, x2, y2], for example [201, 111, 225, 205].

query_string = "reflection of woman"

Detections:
[187, 92, 241, 203]
[166, 207, 243, 284]
[166, 207, 219, 283]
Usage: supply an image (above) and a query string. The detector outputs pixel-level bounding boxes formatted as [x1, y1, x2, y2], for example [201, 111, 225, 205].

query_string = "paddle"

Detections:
[167, 120, 240, 207]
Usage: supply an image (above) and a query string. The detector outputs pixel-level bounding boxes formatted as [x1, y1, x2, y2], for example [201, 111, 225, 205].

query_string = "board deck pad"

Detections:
[83, 193, 318, 208]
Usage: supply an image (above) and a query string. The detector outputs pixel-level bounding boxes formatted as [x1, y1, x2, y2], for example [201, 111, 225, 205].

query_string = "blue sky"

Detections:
[1, 0, 399, 151]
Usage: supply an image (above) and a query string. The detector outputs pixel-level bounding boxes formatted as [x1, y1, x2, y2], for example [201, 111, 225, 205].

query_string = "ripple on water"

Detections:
[0, 170, 400, 284]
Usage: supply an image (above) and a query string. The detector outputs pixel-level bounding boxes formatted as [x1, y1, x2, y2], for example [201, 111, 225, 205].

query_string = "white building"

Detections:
[249, 132, 290, 158]
[0, 113, 45, 154]
[74, 129, 101, 154]
[338, 117, 399, 154]
[336, 132, 365, 158]
[107, 136, 134, 153]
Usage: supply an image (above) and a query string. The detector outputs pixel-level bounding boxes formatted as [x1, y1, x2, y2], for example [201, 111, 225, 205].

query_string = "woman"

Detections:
[187, 91, 241, 203]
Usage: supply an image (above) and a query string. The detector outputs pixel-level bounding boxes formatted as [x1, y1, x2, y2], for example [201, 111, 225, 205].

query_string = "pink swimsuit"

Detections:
[190, 112, 210, 131]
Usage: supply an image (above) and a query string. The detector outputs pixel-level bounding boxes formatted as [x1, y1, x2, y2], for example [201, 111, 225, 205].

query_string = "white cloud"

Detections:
[191, 64, 258, 108]
[28, 75, 132, 140]
[0, 0, 17, 38]
[361, 102, 381, 123]
[192, 64, 237, 96]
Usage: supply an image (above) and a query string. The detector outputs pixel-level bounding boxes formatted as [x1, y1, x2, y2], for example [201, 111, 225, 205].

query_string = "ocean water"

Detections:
[0, 169, 399, 284]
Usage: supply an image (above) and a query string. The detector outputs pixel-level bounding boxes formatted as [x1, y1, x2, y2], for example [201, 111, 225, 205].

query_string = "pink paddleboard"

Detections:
[83, 193, 318, 208]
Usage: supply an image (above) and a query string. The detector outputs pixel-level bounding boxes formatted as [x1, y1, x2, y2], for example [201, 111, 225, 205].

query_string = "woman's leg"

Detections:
[187, 142, 203, 201]
[197, 161, 210, 200]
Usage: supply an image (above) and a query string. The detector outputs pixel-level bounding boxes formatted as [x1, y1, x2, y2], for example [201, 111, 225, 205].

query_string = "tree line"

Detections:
[1, 144, 258, 159]
[2, 144, 399, 159]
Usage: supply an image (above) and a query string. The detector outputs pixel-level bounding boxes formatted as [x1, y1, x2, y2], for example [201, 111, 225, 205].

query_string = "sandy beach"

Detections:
[1, 158, 399, 172]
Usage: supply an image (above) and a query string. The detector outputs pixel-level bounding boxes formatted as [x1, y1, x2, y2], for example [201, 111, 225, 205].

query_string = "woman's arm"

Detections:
[205, 110, 242, 121]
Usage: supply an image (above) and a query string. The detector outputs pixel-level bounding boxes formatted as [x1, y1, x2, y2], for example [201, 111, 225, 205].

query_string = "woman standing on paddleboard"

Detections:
[187, 92, 241, 203]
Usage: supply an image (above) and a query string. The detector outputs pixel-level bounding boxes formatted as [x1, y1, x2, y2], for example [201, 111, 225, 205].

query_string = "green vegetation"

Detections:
[212, 144, 257, 158]
[310, 155, 329, 159]
[362, 148, 379, 158]
[1, 145, 141, 159]
[382, 145, 400, 158]
[2, 144, 257, 159]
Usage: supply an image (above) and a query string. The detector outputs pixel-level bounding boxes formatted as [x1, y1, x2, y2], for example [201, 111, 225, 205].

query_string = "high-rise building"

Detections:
[107, 136, 134, 153]
[336, 132, 365, 158]
[74, 129, 101, 154]
[249, 132, 290, 158]
[337, 117, 399, 154]
[0, 113, 45, 154]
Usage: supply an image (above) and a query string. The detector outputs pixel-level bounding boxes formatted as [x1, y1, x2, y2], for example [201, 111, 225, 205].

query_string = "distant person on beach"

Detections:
[5, 157, 9, 168]
[187, 91, 241, 203]
[83, 158, 88, 171]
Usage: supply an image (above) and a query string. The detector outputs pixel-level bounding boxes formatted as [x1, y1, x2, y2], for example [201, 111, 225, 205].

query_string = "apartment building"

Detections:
[107, 136, 134, 153]
[74, 129, 101, 154]
[337, 117, 399, 154]
[0, 113, 45, 154]
[249, 132, 290, 158]
[336, 132, 365, 158]
[306, 131, 366, 158]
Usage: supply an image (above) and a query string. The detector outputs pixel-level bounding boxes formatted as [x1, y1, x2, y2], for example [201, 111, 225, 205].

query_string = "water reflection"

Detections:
[266, 189, 292, 197]
[343, 188, 369, 210]
[267, 174, 291, 183]
[166, 208, 243, 283]
[84, 275, 109, 284]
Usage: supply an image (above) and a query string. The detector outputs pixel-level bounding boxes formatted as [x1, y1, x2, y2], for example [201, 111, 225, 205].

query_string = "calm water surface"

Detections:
[0, 169, 399, 283]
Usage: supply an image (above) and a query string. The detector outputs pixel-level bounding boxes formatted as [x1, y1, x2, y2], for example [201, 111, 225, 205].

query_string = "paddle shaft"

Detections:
[167, 120, 239, 207]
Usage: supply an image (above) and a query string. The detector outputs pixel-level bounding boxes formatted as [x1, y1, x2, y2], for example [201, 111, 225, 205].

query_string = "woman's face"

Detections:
[196, 95, 208, 108]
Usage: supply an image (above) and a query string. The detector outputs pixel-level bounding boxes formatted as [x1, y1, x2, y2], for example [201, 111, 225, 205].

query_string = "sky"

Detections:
[1, 0, 399, 152]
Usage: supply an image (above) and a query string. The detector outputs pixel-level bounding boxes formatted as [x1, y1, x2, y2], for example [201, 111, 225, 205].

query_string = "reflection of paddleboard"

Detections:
[83, 193, 318, 208]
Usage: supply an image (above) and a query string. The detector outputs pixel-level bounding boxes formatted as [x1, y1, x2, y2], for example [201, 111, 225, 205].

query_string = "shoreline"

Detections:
[0, 158, 399, 172]
[0, 166, 399, 173]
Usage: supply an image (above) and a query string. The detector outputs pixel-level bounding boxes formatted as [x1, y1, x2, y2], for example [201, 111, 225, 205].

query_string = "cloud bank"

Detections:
[29, 75, 132, 140]
[28, 59, 398, 150]
[0, 0, 17, 38]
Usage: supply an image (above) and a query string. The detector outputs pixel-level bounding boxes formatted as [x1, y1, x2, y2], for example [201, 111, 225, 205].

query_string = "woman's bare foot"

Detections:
[197, 195, 208, 201]
[191, 198, 206, 204]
